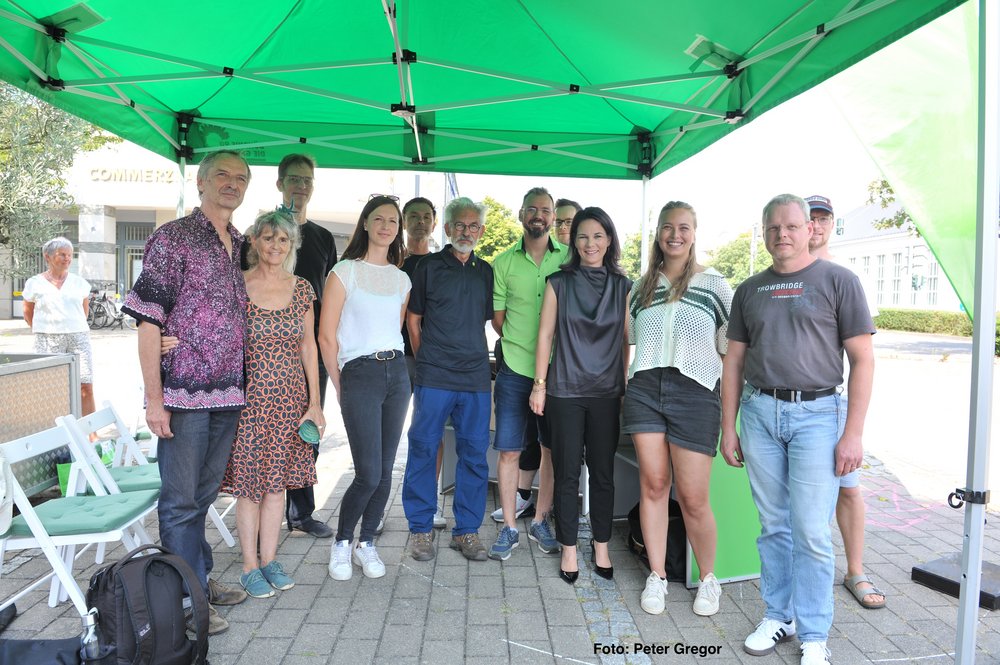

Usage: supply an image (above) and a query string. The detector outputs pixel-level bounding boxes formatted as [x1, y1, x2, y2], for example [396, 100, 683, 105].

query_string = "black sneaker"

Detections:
[290, 517, 333, 538]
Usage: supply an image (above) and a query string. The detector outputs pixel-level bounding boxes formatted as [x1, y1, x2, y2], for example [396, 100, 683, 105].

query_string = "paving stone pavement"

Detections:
[4, 424, 1000, 665]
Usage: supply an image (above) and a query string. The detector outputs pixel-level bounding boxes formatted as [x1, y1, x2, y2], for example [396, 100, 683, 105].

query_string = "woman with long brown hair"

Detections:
[623, 201, 733, 617]
[319, 195, 410, 582]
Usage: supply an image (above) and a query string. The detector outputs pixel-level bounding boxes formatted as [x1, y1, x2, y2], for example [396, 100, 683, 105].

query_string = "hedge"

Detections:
[872, 308, 1000, 355]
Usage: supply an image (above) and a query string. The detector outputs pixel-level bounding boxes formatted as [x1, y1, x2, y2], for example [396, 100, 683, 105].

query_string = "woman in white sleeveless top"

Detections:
[319, 195, 411, 583]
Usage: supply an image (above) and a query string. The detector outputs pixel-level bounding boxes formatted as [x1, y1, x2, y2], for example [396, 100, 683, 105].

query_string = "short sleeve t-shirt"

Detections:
[727, 259, 875, 391]
[22, 273, 91, 334]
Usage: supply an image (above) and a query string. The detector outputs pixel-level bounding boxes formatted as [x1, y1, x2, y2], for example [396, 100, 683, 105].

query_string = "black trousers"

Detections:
[286, 351, 328, 525]
[546, 395, 619, 545]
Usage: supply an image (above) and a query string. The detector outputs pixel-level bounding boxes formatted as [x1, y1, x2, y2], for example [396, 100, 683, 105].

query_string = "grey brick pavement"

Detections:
[3, 408, 1000, 663]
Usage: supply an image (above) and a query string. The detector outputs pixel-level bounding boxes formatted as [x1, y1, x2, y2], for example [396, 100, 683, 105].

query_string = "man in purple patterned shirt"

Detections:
[123, 149, 252, 634]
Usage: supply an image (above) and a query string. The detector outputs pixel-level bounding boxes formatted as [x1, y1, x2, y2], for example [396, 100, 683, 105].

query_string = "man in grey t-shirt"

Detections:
[720, 194, 875, 665]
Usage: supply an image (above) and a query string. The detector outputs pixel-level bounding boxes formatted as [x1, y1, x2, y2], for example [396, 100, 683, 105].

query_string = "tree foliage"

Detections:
[621, 232, 645, 282]
[867, 178, 917, 236]
[0, 83, 118, 279]
[477, 196, 521, 264]
[706, 232, 771, 287]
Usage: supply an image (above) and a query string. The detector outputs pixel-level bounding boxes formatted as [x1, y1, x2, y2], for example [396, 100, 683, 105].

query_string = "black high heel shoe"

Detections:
[559, 568, 579, 584]
[591, 539, 614, 580]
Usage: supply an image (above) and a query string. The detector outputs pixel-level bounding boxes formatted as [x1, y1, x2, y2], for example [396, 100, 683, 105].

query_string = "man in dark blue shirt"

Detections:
[402, 197, 493, 562]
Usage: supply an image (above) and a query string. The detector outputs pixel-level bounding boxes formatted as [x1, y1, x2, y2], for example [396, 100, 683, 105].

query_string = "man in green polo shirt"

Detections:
[489, 186, 569, 560]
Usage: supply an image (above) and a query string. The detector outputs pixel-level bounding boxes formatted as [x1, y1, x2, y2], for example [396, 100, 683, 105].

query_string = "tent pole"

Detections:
[640, 175, 649, 274]
[176, 157, 185, 219]
[956, 1, 999, 662]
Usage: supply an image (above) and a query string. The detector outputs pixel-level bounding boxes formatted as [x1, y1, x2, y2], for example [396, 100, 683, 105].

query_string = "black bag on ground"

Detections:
[86, 544, 209, 665]
[626, 498, 688, 583]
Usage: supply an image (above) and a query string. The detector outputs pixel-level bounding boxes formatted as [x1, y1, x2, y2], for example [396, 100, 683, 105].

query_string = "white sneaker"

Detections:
[744, 617, 796, 656]
[800, 641, 831, 665]
[328, 539, 353, 581]
[640, 572, 668, 615]
[490, 493, 534, 522]
[352, 541, 386, 579]
[692, 572, 721, 616]
[433, 504, 447, 529]
[376, 514, 385, 535]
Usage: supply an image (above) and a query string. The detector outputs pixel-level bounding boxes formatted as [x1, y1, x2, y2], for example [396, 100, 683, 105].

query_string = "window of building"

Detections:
[875, 255, 885, 305]
[891, 252, 903, 305]
[928, 261, 939, 306]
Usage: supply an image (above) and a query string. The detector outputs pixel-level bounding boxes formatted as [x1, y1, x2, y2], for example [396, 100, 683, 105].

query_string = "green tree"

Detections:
[621, 232, 646, 281]
[867, 178, 917, 235]
[477, 196, 521, 263]
[706, 232, 771, 287]
[0, 83, 118, 279]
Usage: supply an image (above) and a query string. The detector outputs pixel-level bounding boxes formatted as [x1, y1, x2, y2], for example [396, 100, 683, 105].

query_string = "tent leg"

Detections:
[639, 175, 650, 274]
[956, 1, 1000, 663]
[176, 157, 186, 220]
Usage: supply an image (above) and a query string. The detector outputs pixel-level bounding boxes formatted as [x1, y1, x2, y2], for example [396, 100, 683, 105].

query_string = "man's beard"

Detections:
[526, 226, 546, 240]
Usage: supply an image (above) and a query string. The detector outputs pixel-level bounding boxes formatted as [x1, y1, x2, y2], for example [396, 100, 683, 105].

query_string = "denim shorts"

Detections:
[622, 367, 721, 456]
[492, 360, 547, 452]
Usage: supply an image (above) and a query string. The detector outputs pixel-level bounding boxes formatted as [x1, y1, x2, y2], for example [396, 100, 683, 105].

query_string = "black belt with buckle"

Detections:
[362, 350, 400, 361]
[758, 386, 837, 402]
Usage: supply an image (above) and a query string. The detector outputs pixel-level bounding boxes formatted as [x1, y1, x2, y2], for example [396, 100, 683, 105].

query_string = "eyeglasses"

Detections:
[451, 222, 483, 233]
[811, 215, 835, 226]
[554, 218, 574, 228]
[369, 193, 400, 202]
[284, 175, 314, 187]
[523, 206, 553, 217]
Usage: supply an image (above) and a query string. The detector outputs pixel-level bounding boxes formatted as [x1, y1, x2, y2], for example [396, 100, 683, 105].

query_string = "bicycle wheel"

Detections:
[91, 304, 111, 329]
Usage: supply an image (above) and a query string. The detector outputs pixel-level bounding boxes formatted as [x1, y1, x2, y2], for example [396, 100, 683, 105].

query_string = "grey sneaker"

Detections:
[410, 531, 436, 561]
[207, 578, 247, 606]
[490, 493, 535, 522]
[187, 604, 229, 635]
[488, 526, 519, 560]
[450, 532, 488, 561]
[528, 519, 559, 554]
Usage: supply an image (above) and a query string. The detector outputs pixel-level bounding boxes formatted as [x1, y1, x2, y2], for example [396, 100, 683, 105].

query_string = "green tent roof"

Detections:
[0, 0, 965, 178]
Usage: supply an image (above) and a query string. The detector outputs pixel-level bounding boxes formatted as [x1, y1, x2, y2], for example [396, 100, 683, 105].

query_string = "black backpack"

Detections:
[86, 544, 209, 665]
[626, 498, 688, 583]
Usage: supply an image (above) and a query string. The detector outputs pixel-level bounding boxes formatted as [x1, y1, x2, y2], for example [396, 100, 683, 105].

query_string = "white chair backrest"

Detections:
[71, 401, 149, 467]
[0, 426, 108, 498]
[56, 415, 121, 496]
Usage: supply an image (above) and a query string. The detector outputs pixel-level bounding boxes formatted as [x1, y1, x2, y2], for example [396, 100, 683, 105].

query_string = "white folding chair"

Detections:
[0, 426, 160, 615]
[60, 401, 237, 548]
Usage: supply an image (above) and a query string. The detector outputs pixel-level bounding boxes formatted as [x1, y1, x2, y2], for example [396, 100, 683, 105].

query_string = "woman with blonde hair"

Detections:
[221, 210, 325, 598]
[623, 201, 733, 616]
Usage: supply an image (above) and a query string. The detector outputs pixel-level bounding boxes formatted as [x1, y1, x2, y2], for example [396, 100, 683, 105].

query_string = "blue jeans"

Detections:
[404, 386, 490, 535]
[337, 355, 410, 543]
[157, 409, 240, 593]
[739, 384, 845, 643]
[493, 361, 545, 451]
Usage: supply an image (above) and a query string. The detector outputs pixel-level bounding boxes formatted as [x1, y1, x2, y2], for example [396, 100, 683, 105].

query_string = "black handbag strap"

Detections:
[115, 547, 209, 665]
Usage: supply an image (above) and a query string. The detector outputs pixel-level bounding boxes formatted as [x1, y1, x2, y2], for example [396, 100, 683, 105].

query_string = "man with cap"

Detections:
[806, 194, 885, 611]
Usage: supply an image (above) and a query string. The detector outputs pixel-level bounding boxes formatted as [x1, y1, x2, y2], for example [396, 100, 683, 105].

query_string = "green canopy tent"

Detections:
[0, 0, 963, 180]
[2, 1, 996, 661]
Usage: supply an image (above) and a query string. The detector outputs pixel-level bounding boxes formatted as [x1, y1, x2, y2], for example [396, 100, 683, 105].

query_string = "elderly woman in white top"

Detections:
[22, 237, 96, 414]
[623, 201, 733, 618]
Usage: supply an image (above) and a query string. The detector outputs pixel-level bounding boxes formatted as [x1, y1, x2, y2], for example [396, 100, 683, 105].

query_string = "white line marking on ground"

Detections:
[871, 654, 954, 662]
[398, 563, 465, 597]
[504, 639, 594, 664]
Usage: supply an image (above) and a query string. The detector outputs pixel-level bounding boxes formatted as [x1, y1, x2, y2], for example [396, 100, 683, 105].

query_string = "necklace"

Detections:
[45, 271, 68, 287]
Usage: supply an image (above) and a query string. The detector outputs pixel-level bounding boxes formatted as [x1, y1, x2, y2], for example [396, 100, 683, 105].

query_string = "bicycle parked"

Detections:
[87, 290, 137, 330]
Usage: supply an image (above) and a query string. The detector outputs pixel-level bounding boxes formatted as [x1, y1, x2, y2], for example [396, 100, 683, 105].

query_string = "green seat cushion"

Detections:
[108, 465, 161, 493]
[2, 489, 160, 538]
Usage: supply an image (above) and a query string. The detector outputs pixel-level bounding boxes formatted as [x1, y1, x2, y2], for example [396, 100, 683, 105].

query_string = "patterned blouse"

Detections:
[122, 207, 248, 411]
